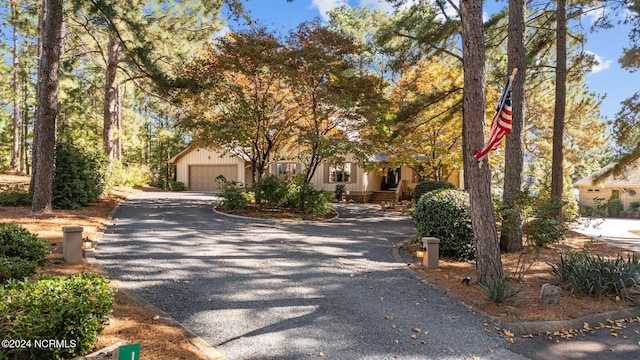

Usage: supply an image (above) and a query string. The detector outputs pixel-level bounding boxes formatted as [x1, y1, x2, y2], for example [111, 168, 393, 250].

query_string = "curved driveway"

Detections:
[97, 192, 524, 360]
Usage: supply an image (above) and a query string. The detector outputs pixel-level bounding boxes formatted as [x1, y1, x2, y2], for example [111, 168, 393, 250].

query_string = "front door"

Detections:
[382, 167, 401, 190]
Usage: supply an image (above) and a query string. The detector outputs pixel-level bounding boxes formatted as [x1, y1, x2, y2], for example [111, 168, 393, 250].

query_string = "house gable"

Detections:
[169, 146, 248, 191]
[576, 163, 640, 211]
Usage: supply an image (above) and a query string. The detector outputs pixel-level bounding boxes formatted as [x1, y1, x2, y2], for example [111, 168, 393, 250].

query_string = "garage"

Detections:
[189, 165, 238, 191]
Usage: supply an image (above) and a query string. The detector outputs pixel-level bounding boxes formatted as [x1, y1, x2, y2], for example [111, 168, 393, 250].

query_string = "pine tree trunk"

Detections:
[104, 34, 121, 170]
[551, 0, 567, 218]
[460, 0, 504, 283]
[21, 85, 29, 174]
[10, 0, 20, 170]
[500, 0, 526, 252]
[115, 85, 122, 160]
[31, 0, 63, 213]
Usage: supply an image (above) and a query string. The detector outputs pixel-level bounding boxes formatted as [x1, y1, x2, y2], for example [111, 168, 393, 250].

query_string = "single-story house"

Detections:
[167, 146, 462, 202]
[575, 163, 640, 211]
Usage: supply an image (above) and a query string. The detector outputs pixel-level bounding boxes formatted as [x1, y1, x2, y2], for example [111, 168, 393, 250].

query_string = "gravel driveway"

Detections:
[97, 192, 525, 360]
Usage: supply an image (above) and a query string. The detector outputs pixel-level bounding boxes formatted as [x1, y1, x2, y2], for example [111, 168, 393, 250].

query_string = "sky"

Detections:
[229, 0, 638, 122]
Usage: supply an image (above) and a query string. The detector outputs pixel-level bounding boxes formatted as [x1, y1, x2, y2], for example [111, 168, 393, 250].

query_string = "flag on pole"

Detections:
[473, 76, 514, 162]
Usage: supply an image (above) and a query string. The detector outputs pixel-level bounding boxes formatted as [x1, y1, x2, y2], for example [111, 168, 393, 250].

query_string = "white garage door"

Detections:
[189, 165, 238, 191]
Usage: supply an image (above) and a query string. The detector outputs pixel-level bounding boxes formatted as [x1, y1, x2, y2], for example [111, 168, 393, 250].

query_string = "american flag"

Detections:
[473, 79, 513, 162]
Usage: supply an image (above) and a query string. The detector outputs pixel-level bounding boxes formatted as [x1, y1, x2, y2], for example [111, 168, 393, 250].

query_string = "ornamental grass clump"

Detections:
[551, 251, 640, 302]
[481, 278, 521, 304]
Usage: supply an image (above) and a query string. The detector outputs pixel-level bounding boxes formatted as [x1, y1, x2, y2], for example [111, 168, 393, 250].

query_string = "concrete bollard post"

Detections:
[63, 226, 84, 264]
[422, 237, 440, 269]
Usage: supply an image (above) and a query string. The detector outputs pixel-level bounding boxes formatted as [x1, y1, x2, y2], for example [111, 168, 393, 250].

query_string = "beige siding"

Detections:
[578, 185, 640, 210]
[308, 153, 373, 193]
[402, 167, 463, 191]
[189, 165, 239, 191]
[174, 148, 246, 189]
[446, 170, 462, 188]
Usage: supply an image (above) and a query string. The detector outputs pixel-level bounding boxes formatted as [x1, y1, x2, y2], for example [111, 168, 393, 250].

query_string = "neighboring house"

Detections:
[575, 163, 640, 211]
[168, 145, 462, 202]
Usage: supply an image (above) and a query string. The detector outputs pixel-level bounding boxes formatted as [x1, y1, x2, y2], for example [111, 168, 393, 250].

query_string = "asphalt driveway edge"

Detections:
[85, 192, 228, 360]
[393, 239, 640, 336]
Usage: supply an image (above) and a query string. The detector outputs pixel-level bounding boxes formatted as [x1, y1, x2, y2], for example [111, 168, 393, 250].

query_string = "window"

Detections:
[276, 163, 297, 180]
[329, 163, 352, 183]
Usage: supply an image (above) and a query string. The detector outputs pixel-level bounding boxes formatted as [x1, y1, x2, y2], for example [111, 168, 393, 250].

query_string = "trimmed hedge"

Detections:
[0, 273, 114, 359]
[412, 180, 456, 203]
[412, 189, 475, 261]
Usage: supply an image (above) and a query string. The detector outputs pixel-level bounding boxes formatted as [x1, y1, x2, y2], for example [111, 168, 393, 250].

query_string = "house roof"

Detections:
[166, 145, 252, 164]
[167, 145, 195, 164]
[575, 163, 640, 186]
[368, 154, 429, 163]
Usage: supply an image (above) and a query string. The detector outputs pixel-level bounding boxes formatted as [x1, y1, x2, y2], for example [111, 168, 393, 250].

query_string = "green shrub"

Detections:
[551, 251, 640, 302]
[0, 273, 114, 359]
[0, 257, 37, 283]
[412, 189, 475, 261]
[53, 139, 107, 209]
[412, 180, 456, 203]
[481, 278, 521, 304]
[335, 184, 346, 201]
[630, 201, 640, 213]
[0, 224, 48, 284]
[169, 180, 185, 191]
[110, 161, 152, 187]
[0, 223, 48, 267]
[523, 217, 568, 247]
[253, 175, 286, 208]
[216, 175, 249, 212]
[0, 185, 30, 206]
[518, 195, 569, 247]
[282, 177, 331, 215]
[608, 199, 624, 217]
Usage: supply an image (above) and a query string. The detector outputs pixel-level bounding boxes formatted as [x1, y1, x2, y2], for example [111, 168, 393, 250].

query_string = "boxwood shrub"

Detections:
[0, 223, 48, 284]
[412, 180, 456, 203]
[412, 189, 475, 261]
[0, 272, 114, 359]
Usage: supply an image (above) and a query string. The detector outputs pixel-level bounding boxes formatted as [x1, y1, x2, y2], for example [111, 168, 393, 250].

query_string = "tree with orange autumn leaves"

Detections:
[177, 23, 385, 183]
[284, 20, 387, 183]
[177, 28, 295, 183]
[368, 55, 463, 182]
